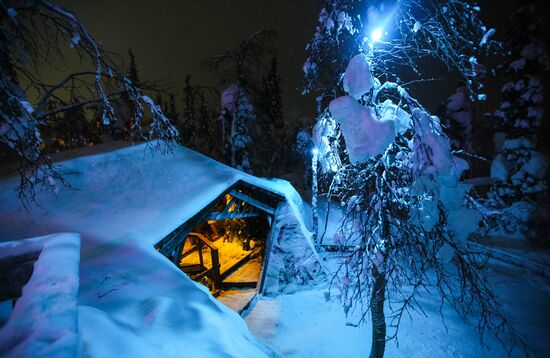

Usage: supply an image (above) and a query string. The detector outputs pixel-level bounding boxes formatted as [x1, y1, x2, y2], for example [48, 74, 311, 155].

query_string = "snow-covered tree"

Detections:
[205, 28, 276, 173]
[263, 57, 284, 131]
[487, 4, 549, 240]
[219, 84, 255, 171]
[440, 86, 474, 153]
[304, 1, 522, 356]
[180, 76, 222, 159]
[0, 1, 178, 205]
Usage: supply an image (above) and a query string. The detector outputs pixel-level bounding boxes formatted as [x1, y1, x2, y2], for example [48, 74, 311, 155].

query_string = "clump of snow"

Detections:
[503, 137, 536, 150]
[447, 208, 482, 241]
[0, 233, 81, 357]
[480, 28, 495, 46]
[445, 89, 467, 112]
[69, 33, 80, 48]
[220, 84, 240, 112]
[342, 54, 374, 99]
[379, 99, 412, 134]
[411, 108, 466, 177]
[521, 150, 549, 179]
[329, 95, 395, 163]
[491, 154, 511, 181]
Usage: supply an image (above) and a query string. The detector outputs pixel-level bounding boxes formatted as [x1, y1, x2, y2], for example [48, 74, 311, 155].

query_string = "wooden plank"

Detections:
[229, 190, 275, 215]
[220, 250, 256, 280]
[211, 249, 221, 290]
[207, 211, 261, 221]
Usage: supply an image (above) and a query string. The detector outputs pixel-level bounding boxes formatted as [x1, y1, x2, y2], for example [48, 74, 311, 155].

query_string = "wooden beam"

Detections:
[229, 190, 275, 215]
[207, 211, 261, 221]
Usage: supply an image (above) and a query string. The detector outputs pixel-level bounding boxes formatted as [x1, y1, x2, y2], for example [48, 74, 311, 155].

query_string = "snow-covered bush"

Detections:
[487, 4, 549, 240]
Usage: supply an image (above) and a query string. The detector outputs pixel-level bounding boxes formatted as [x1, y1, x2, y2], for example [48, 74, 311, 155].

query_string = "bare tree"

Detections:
[0, 1, 178, 205]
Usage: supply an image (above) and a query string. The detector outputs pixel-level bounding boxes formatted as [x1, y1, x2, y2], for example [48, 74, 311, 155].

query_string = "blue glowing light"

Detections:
[371, 28, 383, 42]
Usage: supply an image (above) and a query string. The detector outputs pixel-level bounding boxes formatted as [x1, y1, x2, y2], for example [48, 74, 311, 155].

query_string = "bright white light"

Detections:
[371, 28, 383, 42]
[312, 148, 319, 155]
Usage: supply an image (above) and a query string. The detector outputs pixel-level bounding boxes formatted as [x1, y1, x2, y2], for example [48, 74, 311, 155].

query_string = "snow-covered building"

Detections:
[0, 142, 324, 357]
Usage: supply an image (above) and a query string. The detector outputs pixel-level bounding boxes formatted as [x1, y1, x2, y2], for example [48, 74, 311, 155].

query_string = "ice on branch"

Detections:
[343, 54, 374, 99]
[329, 95, 395, 163]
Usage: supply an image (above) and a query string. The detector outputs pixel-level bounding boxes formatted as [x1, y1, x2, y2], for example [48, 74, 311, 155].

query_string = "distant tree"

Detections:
[219, 85, 255, 172]
[122, 49, 142, 139]
[180, 75, 222, 159]
[166, 94, 179, 123]
[252, 56, 287, 177]
[304, 1, 522, 357]
[204, 28, 276, 173]
[264, 57, 284, 130]
[439, 85, 474, 153]
[127, 49, 141, 88]
[0, 1, 178, 205]
[487, 4, 549, 240]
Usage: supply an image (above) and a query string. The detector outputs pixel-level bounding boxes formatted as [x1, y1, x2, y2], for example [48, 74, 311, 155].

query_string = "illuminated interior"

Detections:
[155, 182, 283, 307]
[178, 199, 271, 295]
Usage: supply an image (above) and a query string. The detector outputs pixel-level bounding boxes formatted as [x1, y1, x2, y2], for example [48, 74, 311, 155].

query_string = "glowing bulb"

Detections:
[312, 148, 319, 155]
[371, 28, 383, 42]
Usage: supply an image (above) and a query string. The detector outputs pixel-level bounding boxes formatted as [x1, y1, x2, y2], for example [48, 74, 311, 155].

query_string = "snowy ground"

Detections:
[245, 252, 550, 357]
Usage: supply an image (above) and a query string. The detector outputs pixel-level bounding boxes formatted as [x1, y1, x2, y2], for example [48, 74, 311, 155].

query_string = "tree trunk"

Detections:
[370, 267, 386, 358]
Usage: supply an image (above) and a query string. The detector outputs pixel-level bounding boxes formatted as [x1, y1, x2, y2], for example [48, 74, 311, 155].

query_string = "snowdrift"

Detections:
[0, 142, 324, 357]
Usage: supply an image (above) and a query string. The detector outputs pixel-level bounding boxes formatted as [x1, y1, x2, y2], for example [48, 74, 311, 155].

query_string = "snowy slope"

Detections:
[0, 233, 81, 357]
[0, 142, 304, 357]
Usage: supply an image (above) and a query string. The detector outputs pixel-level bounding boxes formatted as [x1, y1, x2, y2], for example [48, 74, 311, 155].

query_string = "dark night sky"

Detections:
[58, 0, 323, 124]
[55, 0, 544, 129]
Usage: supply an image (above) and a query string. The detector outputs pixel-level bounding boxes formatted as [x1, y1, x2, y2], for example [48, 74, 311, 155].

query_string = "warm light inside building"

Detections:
[177, 194, 270, 296]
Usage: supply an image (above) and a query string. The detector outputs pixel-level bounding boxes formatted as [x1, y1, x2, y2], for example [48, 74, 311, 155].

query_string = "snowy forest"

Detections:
[0, 1, 548, 357]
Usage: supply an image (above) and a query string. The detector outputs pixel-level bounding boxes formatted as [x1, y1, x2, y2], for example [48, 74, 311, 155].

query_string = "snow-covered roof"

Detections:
[0, 142, 312, 357]
[0, 142, 309, 245]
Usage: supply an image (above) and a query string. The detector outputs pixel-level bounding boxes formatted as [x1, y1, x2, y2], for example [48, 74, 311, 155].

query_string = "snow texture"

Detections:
[411, 108, 468, 179]
[491, 154, 511, 181]
[329, 95, 395, 163]
[221, 84, 240, 112]
[379, 99, 412, 135]
[342, 54, 374, 99]
[263, 202, 326, 295]
[245, 253, 550, 357]
[0, 233, 81, 357]
[0, 142, 325, 357]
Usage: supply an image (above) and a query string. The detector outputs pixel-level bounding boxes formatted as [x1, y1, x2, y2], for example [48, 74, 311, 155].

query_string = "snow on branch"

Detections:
[0, 0, 178, 205]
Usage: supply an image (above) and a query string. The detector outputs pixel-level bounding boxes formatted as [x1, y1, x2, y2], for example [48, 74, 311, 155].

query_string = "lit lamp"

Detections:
[371, 28, 383, 42]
